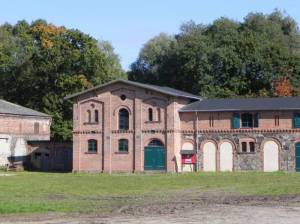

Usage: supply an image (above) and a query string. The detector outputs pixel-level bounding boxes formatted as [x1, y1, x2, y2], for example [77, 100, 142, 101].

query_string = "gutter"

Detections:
[179, 108, 300, 112]
[0, 113, 52, 118]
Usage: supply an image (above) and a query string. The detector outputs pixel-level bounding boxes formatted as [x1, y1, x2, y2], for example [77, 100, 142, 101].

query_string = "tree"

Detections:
[129, 10, 300, 98]
[129, 33, 174, 83]
[0, 20, 126, 140]
[97, 40, 126, 82]
[273, 76, 293, 97]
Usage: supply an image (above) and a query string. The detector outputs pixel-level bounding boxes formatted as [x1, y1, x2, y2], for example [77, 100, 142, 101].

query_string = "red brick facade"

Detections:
[70, 81, 300, 172]
[0, 113, 51, 167]
[0, 115, 51, 139]
[71, 81, 192, 172]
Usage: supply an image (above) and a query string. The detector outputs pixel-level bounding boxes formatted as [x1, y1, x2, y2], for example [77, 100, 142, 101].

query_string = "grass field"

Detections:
[0, 171, 299, 214]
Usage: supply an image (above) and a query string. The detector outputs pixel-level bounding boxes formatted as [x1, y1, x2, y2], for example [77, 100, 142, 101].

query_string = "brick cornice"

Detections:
[111, 130, 134, 134]
[183, 129, 300, 134]
[73, 130, 103, 134]
[73, 128, 300, 135]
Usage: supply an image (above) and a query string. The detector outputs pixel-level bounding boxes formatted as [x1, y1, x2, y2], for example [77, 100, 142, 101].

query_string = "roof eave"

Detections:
[179, 108, 300, 112]
[0, 112, 51, 118]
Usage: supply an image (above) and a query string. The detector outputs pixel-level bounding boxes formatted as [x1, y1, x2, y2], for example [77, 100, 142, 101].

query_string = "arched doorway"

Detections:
[295, 142, 300, 172]
[219, 141, 233, 172]
[263, 140, 279, 172]
[144, 139, 166, 171]
[203, 141, 216, 171]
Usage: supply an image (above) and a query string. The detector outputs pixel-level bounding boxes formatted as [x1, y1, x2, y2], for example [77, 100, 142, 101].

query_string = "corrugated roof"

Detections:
[180, 97, 300, 112]
[0, 99, 50, 117]
[65, 79, 201, 100]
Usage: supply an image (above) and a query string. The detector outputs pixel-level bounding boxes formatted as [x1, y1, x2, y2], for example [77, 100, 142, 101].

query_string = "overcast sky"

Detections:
[1, 0, 300, 70]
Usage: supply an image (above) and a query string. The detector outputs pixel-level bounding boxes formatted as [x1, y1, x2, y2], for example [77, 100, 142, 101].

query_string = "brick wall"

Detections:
[72, 82, 300, 173]
[0, 114, 51, 140]
[180, 111, 295, 130]
[0, 114, 51, 167]
[72, 82, 191, 172]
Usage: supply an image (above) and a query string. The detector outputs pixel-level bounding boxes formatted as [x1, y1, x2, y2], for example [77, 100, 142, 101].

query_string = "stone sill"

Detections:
[238, 152, 256, 155]
[84, 152, 98, 155]
[114, 151, 129, 155]
[83, 122, 99, 125]
[145, 121, 161, 124]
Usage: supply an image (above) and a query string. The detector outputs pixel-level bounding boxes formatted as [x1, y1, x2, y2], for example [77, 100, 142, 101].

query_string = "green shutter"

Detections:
[254, 113, 259, 128]
[294, 113, 300, 128]
[232, 113, 240, 129]
[296, 142, 300, 172]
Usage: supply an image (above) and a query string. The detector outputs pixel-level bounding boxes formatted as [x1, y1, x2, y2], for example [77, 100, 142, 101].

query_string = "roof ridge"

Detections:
[65, 79, 202, 100]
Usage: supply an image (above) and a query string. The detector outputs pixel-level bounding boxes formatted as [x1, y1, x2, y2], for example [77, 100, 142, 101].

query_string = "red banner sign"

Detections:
[181, 154, 196, 164]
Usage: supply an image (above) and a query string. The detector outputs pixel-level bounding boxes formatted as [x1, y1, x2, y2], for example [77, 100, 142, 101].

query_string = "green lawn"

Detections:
[0, 172, 299, 214]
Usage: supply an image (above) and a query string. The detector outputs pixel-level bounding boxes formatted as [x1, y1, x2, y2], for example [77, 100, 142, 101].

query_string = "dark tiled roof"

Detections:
[180, 97, 300, 112]
[65, 79, 201, 100]
[0, 99, 50, 117]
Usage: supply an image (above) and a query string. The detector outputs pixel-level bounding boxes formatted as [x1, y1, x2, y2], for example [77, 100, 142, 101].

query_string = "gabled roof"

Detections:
[179, 97, 300, 112]
[0, 99, 50, 117]
[64, 79, 201, 100]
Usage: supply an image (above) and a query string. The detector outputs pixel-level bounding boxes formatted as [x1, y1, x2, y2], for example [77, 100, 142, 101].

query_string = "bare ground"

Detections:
[1, 190, 300, 224]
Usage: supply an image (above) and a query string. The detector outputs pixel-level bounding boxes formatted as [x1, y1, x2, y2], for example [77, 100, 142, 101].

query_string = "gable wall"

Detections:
[72, 82, 191, 172]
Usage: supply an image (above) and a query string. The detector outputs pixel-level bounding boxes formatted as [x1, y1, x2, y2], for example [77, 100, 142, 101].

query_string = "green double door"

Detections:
[144, 146, 166, 170]
[296, 143, 300, 172]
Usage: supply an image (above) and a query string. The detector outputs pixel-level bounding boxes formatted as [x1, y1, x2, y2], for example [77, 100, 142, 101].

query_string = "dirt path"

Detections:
[1, 205, 300, 224]
[1, 191, 300, 224]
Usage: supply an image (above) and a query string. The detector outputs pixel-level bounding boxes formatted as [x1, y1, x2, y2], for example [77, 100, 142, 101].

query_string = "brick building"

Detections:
[66, 79, 300, 173]
[0, 100, 51, 168]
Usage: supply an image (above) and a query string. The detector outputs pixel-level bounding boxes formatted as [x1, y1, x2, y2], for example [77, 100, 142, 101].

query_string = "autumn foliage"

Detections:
[30, 24, 65, 49]
[273, 76, 293, 97]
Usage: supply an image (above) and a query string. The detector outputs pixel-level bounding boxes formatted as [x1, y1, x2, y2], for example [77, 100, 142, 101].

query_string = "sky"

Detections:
[1, 0, 300, 71]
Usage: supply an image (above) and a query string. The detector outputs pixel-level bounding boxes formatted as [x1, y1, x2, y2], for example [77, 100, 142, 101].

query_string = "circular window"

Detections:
[120, 94, 127, 101]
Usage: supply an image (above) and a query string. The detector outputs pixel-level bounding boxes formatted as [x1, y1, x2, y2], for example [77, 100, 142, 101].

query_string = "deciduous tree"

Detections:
[0, 20, 126, 140]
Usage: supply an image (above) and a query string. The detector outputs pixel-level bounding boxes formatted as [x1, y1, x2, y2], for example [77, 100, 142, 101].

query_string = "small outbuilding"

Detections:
[0, 99, 51, 169]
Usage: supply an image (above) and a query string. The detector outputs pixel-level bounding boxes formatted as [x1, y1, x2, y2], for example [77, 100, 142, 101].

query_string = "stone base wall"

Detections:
[182, 131, 299, 172]
[181, 131, 300, 172]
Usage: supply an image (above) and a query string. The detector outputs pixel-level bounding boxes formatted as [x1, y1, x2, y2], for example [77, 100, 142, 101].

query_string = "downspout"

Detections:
[195, 111, 199, 172]
[132, 98, 136, 173]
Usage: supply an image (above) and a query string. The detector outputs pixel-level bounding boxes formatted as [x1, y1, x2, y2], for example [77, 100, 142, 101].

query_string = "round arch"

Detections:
[146, 138, 165, 147]
[147, 139, 164, 147]
[182, 141, 194, 151]
[218, 140, 235, 172]
[261, 138, 281, 172]
[200, 139, 217, 172]
[113, 105, 132, 116]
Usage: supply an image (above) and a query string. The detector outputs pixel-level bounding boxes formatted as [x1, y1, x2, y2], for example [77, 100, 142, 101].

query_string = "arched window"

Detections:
[182, 142, 194, 151]
[88, 139, 97, 153]
[95, 110, 99, 123]
[148, 139, 164, 147]
[118, 139, 128, 152]
[87, 110, 91, 123]
[148, 108, 153, 121]
[157, 108, 161, 122]
[119, 108, 129, 130]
